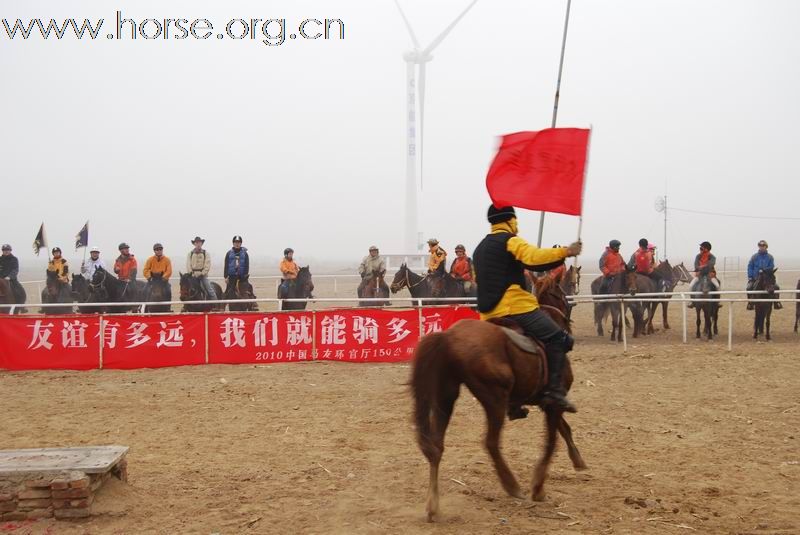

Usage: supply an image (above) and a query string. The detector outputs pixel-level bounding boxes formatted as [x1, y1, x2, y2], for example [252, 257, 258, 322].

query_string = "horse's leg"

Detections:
[532, 408, 561, 501]
[753, 306, 760, 339]
[425, 381, 460, 522]
[557, 416, 587, 471]
[696, 308, 702, 338]
[713, 304, 719, 335]
[705, 306, 713, 340]
[766, 306, 772, 341]
[663, 300, 671, 330]
[594, 303, 604, 336]
[472, 382, 522, 499]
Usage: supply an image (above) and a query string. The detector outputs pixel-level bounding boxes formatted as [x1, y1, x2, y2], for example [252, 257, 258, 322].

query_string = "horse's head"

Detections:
[234, 275, 256, 299]
[755, 267, 778, 296]
[179, 272, 198, 300]
[45, 270, 66, 297]
[560, 265, 580, 297]
[390, 263, 408, 293]
[534, 275, 571, 327]
[361, 271, 385, 298]
[71, 273, 89, 300]
[654, 260, 675, 291]
[624, 265, 639, 295]
[296, 266, 314, 297]
[673, 262, 692, 284]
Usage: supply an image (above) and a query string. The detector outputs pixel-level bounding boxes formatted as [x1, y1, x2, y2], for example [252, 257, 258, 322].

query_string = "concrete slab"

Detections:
[0, 446, 128, 475]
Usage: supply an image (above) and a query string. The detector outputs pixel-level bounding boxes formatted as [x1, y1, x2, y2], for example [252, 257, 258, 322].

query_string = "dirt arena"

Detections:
[2, 273, 799, 534]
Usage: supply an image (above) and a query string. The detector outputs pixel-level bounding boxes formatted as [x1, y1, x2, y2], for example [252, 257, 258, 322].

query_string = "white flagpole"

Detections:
[537, 0, 573, 247]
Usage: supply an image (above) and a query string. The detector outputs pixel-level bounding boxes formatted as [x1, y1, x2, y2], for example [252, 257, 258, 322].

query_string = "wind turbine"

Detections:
[395, 0, 479, 252]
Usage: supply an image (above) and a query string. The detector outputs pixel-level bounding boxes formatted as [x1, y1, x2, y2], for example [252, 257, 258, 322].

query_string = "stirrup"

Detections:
[508, 406, 529, 421]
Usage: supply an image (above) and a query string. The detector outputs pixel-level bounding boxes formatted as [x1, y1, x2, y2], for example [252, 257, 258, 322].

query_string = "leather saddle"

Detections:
[487, 317, 544, 354]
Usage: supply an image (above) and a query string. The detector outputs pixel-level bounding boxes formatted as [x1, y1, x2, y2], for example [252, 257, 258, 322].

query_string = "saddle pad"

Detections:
[500, 327, 540, 354]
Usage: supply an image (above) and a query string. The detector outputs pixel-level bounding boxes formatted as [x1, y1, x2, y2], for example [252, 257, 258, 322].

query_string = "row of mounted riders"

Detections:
[1, 260, 793, 339]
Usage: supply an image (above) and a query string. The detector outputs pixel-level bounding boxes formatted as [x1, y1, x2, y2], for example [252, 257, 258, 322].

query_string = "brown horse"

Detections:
[0, 279, 14, 314]
[357, 272, 390, 307]
[410, 282, 586, 522]
[590, 269, 634, 342]
[624, 270, 658, 337]
[649, 261, 692, 330]
[390, 264, 468, 305]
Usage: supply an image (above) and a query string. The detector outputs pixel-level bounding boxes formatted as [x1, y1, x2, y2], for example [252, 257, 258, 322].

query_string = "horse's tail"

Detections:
[411, 331, 452, 463]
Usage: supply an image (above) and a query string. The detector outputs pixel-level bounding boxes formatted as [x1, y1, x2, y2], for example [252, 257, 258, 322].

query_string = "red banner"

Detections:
[0, 315, 100, 370]
[0, 306, 480, 371]
[101, 315, 206, 369]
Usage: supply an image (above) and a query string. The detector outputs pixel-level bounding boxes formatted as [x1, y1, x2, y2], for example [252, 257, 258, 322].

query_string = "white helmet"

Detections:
[90, 246, 100, 253]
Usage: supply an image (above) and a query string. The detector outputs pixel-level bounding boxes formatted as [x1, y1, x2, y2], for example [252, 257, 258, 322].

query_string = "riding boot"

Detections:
[542, 339, 577, 413]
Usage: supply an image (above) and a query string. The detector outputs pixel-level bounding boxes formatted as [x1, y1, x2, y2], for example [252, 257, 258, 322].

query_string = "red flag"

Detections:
[486, 127, 590, 216]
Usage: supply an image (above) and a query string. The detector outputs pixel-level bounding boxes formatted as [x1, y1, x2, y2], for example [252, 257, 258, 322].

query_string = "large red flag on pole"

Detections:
[486, 127, 590, 216]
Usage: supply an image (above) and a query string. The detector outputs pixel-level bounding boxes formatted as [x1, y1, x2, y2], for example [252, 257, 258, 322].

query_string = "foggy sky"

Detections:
[2, 0, 799, 273]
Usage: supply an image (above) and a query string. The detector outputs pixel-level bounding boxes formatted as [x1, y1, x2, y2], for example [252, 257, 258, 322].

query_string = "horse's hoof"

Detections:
[532, 490, 546, 502]
[426, 511, 436, 523]
[509, 488, 525, 500]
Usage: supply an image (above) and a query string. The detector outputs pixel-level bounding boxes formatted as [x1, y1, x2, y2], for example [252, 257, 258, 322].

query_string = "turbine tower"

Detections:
[395, 0, 479, 252]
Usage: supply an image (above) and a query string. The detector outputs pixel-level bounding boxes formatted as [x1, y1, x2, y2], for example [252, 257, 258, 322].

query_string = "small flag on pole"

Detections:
[75, 221, 89, 251]
[486, 128, 590, 216]
[33, 223, 47, 256]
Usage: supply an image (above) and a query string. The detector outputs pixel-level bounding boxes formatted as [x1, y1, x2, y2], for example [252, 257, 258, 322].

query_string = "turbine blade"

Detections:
[418, 62, 426, 191]
[394, 0, 421, 49]
[422, 0, 479, 55]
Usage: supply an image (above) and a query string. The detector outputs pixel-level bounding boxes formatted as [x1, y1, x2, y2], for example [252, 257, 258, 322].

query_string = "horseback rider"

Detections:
[688, 241, 720, 306]
[279, 248, 299, 299]
[426, 238, 448, 297]
[143, 243, 173, 301]
[746, 239, 781, 310]
[449, 244, 475, 293]
[47, 247, 69, 283]
[224, 236, 250, 291]
[473, 205, 582, 414]
[599, 239, 626, 293]
[0, 244, 26, 303]
[81, 246, 107, 282]
[358, 245, 388, 296]
[186, 237, 216, 299]
[629, 238, 662, 288]
[114, 243, 138, 282]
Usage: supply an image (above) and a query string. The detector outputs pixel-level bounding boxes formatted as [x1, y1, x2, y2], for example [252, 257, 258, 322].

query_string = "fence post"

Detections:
[204, 314, 209, 364]
[9, 305, 15, 315]
[278, 299, 283, 312]
[312, 310, 317, 360]
[727, 303, 733, 351]
[334, 278, 338, 297]
[620, 299, 627, 353]
[681, 293, 687, 343]
[99, 314, 104, 370]
[417, 299, 424, 337]
[36, 283, 42, 305]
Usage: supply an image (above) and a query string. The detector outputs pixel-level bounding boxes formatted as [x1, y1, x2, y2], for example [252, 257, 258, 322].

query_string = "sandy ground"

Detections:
[1, 276, 799, 534]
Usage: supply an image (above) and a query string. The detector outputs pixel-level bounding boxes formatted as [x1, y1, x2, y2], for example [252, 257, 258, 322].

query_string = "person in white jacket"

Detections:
[81, 246, 107, 282]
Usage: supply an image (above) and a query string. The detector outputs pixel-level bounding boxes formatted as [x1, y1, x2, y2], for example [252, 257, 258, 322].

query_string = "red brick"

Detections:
[52, 499, 71, 509]
[1, 512, 28, 521]
[50, 479, 69, 490]
[69, 477, 90, 489]
[18, 489, 51, 500]
[70, 497, 92, 508]
[25, 479, 52, 489]
[0, 501, 17, 513]
[17, 498, 52, 510]
[52, 488, 90, 500]
[54, 507, 90, 519]
[25, 507, 53, 519]
[0, 493, 15, 502]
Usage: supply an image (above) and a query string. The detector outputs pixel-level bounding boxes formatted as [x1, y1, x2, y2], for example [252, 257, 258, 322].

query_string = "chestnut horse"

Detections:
[410, 278, 586, 522]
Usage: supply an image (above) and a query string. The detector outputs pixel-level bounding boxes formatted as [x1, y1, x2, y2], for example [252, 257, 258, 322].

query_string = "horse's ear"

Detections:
[576, 266, 581, 273]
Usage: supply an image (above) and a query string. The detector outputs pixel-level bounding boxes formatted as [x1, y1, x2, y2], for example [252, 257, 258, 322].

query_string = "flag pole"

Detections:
[537, 0, 573, 247]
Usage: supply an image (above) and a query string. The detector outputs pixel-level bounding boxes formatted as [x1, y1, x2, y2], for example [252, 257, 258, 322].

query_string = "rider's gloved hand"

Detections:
[565, 241, 583, 257]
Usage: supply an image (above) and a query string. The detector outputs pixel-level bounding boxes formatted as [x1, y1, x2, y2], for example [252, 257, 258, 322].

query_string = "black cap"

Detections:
[1, 244, 11, 251]
[639, 238, 648, 248]
[284, 248, 293, 255]
[232, 235, 243, 243]
[52, 247, 62, 253]
[454, 244, 465, 251]
[153, 243, 163, 250]
[609, 240, 621, 248]
[118, 242, 130, 250]
[487, 205, 516, 223]
[700, 241, 712, 250]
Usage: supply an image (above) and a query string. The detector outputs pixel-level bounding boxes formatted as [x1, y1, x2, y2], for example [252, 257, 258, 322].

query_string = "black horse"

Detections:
[648, 260, 692, 331]
[144, 273, 173, 313]
[690, 273, 720, 340]
[0, 278, 26, 314]
[279, 267, 314, 311]
[41, 271, 74, 314]
[179, 273, 224, 313]
[91, 267, 146, 313]
[750, 268, 778, 340]
[357, 272, 391, 307]
[389, 263, 469, 305]
[71, 273, 105, 314]
[224, 275, 258, 312]
[590, 269, 635, 342]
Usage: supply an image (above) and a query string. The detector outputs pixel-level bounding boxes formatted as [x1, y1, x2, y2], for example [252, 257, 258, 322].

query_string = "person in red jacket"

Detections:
[628, 238, 663, 289]
[449, 244, 475, 293]
[598, 240, 625, 293]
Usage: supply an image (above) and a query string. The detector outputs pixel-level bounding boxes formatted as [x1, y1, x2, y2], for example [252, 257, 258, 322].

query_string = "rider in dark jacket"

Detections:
[0, 244, 26, 303]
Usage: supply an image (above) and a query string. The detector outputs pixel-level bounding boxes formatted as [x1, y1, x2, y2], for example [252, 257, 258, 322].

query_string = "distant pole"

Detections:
[663, 195, 668, 259]
[537, 0, 573, 247]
